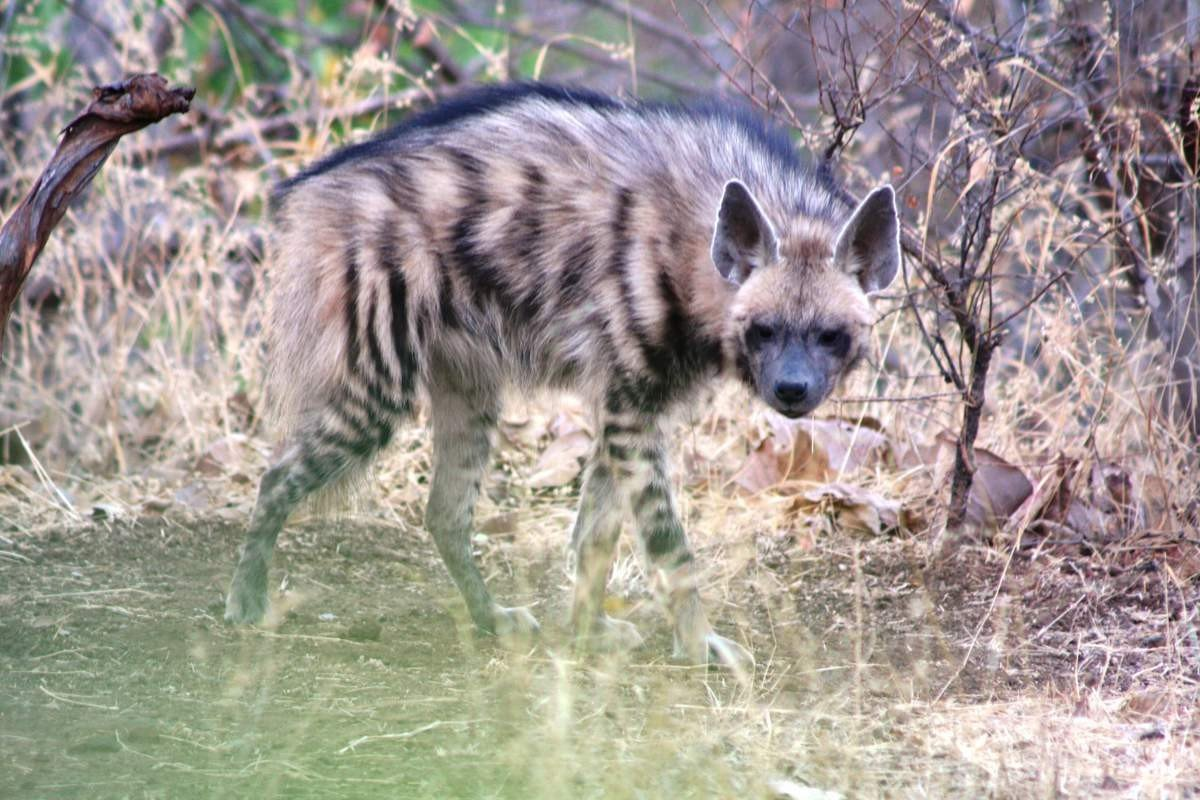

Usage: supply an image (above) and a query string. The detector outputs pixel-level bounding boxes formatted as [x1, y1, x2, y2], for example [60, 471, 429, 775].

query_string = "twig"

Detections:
[835, 392, 961, 404]
[33, 587, 162, 599]
[0, 89, 437, 200]
[445, 2, 704, 96]
[581, 0, 713, 69]
[828, 182, 962, 390]
[337, 719, 484, 754]
[0, 0, 18, 96]
[213, 0, 312, 79]
[39, 684, 119, 711]
[13, 426, 79, 520]
[124, 88, 430, 163]
[401, 18, 466, 84]
[934, 527, 1023, 702]
[249, 631, 369, 645]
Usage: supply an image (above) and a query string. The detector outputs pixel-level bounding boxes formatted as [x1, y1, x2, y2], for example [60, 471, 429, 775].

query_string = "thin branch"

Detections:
[581, 0, 713, 69]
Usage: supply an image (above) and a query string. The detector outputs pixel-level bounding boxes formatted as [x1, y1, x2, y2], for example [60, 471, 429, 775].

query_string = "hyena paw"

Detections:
[224, 583, 268, 625]
[223, 560, 268, 625]
[491, 605, 540, 644]
[673, 630, 755, 675]
[704, 632, 755, 676]
[577, 615, 644, 654]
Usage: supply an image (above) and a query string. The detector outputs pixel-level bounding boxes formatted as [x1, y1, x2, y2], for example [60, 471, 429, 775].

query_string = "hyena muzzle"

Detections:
[223, 83, 899, 669]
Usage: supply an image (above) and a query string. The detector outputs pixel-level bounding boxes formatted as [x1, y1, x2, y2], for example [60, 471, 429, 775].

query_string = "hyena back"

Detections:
[224, 83, 899, 668]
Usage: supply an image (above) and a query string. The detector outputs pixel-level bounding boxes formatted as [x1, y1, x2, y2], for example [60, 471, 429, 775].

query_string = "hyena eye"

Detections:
[747, 322, 775, 347]
[817, 328, 850, 354]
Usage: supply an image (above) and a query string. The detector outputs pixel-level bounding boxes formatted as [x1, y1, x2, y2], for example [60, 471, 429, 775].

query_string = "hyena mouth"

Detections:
[771, 400, 821, 419]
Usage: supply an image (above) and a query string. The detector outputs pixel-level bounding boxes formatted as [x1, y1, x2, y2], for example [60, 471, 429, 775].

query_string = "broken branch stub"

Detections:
[0, 73, 194, 354]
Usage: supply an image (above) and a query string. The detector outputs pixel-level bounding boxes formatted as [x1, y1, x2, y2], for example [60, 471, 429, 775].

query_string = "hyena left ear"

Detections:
[834, 185, 901, 294]
[711, 179, 779, 285]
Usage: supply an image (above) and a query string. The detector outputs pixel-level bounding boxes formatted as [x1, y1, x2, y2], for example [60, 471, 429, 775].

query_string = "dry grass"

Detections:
[2, 1, 1198, 797]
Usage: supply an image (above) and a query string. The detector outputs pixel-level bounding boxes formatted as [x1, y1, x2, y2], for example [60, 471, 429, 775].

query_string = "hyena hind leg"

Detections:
[425, 387, 539, 641]
[224, 410, 396, 625]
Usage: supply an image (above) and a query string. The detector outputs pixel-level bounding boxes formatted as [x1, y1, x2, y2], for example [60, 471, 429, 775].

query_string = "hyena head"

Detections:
[712, 180, 900, 418]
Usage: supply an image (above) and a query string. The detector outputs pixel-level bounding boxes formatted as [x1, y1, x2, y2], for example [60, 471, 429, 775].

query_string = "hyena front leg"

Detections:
[569, 457, 644, 653]
[426, 388, 539, 641]
[598, 413, 754, 671]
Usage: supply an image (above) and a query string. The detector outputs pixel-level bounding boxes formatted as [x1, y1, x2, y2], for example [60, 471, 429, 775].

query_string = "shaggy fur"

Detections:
[224, 82, 900, 667]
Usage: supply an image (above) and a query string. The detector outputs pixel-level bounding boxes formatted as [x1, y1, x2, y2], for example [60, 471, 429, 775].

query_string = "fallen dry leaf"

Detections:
[773, 415, 890, 476]
[172, 481, 213, 512]
[1140, 475, 1178, 533]
[948, 436, 1033, 526]
[1014, 454, 1104, 538]
[798, 482, 903, 536]
[526, 412, 592, 488]
[732, 436, 795, 493]
[899, 432, 1032, 528]
[1089, 460, 1140, 538]
[733, 415, 890, 493]
[478, 511, 522, 536]
[194, 433, 249, 477]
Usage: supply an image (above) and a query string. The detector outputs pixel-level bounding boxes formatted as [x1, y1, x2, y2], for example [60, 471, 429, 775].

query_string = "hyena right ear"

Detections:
[711, 179, 779, 285]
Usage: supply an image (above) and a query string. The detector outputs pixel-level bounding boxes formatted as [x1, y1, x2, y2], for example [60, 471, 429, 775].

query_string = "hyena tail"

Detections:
[259, 196, 416, 513]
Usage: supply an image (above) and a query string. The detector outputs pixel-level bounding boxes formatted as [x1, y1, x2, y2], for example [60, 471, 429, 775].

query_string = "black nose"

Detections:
[774, 380, 809, 406]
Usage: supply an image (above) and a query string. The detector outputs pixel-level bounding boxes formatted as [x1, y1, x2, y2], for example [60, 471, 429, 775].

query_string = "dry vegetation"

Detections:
[1, 1, 1198, 797]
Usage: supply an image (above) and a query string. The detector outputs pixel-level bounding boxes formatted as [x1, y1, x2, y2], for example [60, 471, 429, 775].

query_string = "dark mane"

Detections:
[273, 82, 825, 206]
[274, 83, 622, 203]
[669, 98, 806, 173]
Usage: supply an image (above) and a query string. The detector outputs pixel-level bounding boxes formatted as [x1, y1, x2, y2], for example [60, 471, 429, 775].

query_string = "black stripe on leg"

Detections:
[315, 427, 378, 459]
[633, 482, 669, 517]
[644, 518, 687, 560]
[606, 442, 632, 462]
[330, 395, 382, 442]
[365, 378, 408, 418]
[338, 387, 403, 442]
[298, 448, 345, 487]
[602, 422, 642, 440]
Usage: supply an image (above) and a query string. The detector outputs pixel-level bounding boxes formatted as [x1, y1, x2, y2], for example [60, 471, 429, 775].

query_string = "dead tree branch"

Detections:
[0, 74, 194, 355]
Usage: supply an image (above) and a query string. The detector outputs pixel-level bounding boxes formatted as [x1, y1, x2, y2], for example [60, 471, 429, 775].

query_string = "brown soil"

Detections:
[0, 516, 1195, 799]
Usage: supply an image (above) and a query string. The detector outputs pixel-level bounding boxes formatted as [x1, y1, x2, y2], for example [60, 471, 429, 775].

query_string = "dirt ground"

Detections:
[1, 507, 1197, 799]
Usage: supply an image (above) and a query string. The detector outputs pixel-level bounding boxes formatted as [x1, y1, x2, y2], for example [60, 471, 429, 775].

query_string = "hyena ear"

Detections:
[833, 185, 901, 294]
[711, 179, 779, 285]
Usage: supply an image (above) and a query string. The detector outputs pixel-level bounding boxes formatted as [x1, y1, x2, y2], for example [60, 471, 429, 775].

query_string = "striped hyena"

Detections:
[224, 83, 899, 669]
